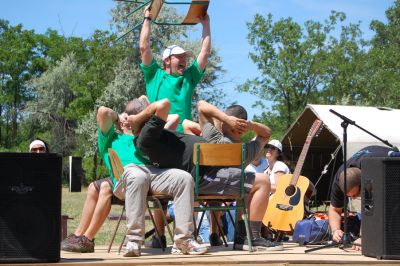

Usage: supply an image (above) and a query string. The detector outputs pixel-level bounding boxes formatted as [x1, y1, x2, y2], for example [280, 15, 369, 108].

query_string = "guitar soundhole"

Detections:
[285, 185, 296, 197]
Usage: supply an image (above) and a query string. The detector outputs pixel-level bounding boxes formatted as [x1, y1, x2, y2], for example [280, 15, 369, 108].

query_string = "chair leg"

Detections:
[118, 233, 127, 254]
[242, 200, 253, 252]
[210, 210, 228, 247]
[108, 206, 125, 253]
[194, 209, 205, 239]
[153, 198, 173, 244]
[147, 199, 165, 251]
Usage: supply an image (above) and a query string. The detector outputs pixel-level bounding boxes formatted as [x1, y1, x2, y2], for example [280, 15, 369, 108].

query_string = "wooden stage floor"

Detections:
[11, 242, 400, 266]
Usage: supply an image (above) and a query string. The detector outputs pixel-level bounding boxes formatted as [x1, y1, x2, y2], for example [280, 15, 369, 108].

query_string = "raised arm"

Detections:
[123, 99, 170, 134]
[140, 7, 153, 66]
[196, 14, 211, 71]
[197, 100, 247, 133]
[248, 121, 272, 147]
[97, 106, 119, 135]
[182, 119, 202, 136]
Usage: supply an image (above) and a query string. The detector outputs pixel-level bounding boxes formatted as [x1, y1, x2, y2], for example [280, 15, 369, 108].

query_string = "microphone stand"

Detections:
[305, 109, 397, 253]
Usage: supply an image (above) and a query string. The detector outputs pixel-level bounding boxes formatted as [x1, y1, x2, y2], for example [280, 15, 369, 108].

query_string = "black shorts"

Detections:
[92, 177, 124, 205]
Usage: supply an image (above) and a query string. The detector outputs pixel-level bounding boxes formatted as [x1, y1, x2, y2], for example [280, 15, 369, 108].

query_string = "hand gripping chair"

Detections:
[193, 143, 253, 252]
[107, 148, 173, 253]
[116, 0, 210, 41]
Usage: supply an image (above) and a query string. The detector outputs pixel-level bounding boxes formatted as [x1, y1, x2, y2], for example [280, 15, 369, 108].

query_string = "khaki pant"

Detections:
[115, 164, 194, 242]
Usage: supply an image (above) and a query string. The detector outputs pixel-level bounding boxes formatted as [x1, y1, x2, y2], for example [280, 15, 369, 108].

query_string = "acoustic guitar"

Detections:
[262, 119, 323, 232]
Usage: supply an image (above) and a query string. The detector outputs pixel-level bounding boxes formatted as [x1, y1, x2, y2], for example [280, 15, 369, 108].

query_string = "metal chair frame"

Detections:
[193, 143, 253, 251]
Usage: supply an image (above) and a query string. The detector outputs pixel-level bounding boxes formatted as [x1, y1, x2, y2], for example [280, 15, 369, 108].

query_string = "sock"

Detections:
[249, 221, 262, 240]
[238, 220, 246, 236]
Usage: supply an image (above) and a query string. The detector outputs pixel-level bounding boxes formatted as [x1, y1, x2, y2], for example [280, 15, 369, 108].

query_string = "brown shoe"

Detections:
[61, 235, 95, 253]
[61, 234, 80, 251]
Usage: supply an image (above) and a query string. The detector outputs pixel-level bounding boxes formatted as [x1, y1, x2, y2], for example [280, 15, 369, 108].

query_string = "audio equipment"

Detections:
[361, 157, 400, 259]
[0, 153, 62, 263]
[69, 156, 82, 192]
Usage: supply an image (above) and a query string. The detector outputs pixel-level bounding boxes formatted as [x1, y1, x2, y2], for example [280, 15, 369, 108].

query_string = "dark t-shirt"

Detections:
[330, 145, 390, 208]
[135, 115, 207, 174]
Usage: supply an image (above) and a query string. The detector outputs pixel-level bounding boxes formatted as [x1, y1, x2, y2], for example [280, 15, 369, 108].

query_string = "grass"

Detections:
[62, 186, 127, 246]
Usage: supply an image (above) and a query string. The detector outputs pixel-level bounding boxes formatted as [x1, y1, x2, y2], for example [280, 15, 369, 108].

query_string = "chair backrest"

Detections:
[193, 143, 244, 166]
[108, 148, 124, 181]
[192, 143, 245, 197]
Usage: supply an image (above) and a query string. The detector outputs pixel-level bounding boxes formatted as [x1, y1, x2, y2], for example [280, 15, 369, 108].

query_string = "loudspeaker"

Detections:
[361, 157, 400, 260]
[0, 153, 62, 263]
[69, 156, 82, 192]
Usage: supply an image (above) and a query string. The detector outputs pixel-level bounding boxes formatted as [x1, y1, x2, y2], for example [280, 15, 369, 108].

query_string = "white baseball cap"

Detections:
[162, 45, 194, 61]
[266, 139, 283, 152]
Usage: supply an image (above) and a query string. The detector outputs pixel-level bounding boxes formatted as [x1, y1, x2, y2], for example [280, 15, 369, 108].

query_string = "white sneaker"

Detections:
[173, 238, 208, 255]
[123, 241, 141, 257]
[171, 243, 183, 255]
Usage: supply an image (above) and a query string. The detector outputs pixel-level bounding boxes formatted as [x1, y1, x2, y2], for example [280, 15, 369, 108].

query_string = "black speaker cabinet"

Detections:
[0, 153, 62, 263]
[361, 157, 400, 260]
[69, 156, 82, 192]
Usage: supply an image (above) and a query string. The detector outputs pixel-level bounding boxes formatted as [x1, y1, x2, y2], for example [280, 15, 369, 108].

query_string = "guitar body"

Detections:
[263, 174, 312, 232]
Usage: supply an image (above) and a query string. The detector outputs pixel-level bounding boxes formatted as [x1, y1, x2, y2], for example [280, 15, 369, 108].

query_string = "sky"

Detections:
[1, 0, 395, 119]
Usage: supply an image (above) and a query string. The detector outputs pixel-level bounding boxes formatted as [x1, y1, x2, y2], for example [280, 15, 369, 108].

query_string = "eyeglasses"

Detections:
[31, 147, 45, 152]
[265, 145, 278, 151]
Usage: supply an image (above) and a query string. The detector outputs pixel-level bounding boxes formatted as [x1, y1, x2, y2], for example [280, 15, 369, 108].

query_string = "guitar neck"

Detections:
[290, 120, 322, 186]
[291, 137, 312, 184]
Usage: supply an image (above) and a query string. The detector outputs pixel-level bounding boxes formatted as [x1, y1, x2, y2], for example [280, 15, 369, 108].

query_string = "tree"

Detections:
[362, 0, 400, 108]
[237, 11, 366, 136]
[28, 53, 83, 156]
[0, 20, 45, 147]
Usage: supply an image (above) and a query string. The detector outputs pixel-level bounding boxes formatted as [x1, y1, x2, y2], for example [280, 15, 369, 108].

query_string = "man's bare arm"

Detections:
[196, 14, 211, 71]
[124, 99, 170, 134]
[139, 7, 153, 66]
[247, 121, 272, 148]
[197, 100, 247, 133]
[97, 106, 119, 135]
[328, 205, 344, 242]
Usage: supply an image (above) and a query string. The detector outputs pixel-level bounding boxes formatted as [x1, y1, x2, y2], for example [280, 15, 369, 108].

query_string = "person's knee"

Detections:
[87, 182, 99, 200]
[178, 173, 194, 189]
[99, 181, 113, 198]
[125, 170, 149, 188]
[254, 173, 271, 193]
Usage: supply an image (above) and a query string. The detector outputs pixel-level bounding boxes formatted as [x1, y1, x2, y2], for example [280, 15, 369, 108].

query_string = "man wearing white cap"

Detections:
[139, 7, 211, 132]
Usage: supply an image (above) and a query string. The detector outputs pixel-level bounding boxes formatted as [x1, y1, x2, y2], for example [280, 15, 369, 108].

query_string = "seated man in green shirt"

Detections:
[139, 6, 211, 132]
[95, 101, 208, 257]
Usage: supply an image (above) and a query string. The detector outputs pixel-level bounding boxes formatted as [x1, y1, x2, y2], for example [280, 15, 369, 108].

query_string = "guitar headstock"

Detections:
[307, 119, 323, 139]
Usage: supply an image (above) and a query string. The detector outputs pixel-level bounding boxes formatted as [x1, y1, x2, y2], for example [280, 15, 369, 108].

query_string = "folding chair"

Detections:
[107, 148, 173, 253]
[117, 0, 210, 40]
[193, 143, 253, 252]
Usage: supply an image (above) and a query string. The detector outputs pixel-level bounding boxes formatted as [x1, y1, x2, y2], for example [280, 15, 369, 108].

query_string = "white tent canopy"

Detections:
[280, 104, 400, 202]
[282, 104, 400, 159]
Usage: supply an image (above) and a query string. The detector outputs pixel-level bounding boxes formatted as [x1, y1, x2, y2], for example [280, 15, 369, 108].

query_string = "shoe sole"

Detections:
[61, 245, 94, 253]
[123, 251, 141, 257]
[234, 244, 284, 252]
[172, 247, 208, 255]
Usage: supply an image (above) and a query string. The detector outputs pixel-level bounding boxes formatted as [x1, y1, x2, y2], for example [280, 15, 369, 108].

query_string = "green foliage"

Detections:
[238, 11, 369, 133]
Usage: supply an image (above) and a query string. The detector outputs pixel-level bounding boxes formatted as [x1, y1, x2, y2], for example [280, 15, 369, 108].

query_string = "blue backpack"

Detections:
[292, 216, 330, 245]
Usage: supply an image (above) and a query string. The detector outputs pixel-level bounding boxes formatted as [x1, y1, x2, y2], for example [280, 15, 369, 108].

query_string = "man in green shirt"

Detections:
[139, 7, 211, 132]
[95, 102, 208, 257]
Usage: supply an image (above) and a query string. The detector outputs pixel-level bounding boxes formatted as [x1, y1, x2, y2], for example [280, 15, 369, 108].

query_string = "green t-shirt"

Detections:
[140, 58, 205, 132]
[97, 125, 149, 188]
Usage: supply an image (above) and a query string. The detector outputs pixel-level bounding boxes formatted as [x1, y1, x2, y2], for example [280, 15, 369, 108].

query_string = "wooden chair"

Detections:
[117, 0, 210, 41]
[193, 143, 253, 251]
[107, 148, 173, 253]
